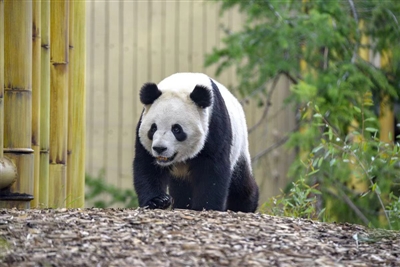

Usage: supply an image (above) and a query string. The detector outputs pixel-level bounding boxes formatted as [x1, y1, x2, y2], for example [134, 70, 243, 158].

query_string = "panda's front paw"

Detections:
[146, 194, 172, 209]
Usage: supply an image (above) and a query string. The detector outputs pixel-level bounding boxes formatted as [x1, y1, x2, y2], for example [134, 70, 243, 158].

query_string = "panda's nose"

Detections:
[153, 146, 167, 154]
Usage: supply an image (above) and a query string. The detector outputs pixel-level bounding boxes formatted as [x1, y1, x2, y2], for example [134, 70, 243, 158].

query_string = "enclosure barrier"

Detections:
[0, 0, 17, 199]
[0, 0, 86, 209]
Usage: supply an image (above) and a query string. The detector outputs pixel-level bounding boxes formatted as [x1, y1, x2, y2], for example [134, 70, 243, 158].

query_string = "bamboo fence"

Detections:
[0, 0, 86, 209]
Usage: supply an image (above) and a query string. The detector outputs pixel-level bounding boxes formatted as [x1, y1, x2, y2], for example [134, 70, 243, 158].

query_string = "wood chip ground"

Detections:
[0, 208, 399, 266]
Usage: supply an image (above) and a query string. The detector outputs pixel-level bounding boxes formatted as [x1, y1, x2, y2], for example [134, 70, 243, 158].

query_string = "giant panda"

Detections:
[133, 72, 259, 212]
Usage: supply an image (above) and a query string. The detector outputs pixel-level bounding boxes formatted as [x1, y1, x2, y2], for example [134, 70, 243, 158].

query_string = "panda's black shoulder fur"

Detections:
[201, 79, 232, 155]
[180, 79, 234, 211]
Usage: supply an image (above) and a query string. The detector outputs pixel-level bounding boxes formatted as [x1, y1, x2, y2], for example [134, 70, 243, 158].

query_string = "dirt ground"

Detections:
[0, 208, 399, 267]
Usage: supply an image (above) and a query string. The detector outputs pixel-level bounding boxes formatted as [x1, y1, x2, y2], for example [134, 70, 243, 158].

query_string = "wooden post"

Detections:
[49, 0, 69, 208]
[379, 51, 394, 143]
[67, 0, 86, 208]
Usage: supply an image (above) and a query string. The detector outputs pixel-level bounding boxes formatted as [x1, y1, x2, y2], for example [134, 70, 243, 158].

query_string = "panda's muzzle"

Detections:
[155, 152, 178, 163]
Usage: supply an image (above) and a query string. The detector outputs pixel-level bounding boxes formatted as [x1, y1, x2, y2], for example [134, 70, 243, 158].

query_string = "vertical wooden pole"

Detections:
[67, 0, 86, 208]
[31, 0, 41, 208]
[49, 0, 69, 208]
[39, 0, 50, 207]
[379, 51, 394, 143]
[3, 0, 34, 209]
[347, 20, 369, 194]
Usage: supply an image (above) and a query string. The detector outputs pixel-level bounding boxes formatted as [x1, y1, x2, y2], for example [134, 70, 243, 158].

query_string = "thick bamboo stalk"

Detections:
[0, 0, 4, 159]
[31, 0, 41, 208]
[3, 0, 34, 208]
[67, 0, 86, 208]
[49, 0, 69, 208]
[4, 1, 32, 150]
[379, 51, 394, 143]
[39, 0, 50, 207]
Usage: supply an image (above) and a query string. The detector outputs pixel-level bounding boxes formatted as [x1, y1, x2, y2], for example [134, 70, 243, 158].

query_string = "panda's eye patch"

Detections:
[172, 125, 181, 134]
[148, 123, 157, 140]
[171, 124, 187, 142]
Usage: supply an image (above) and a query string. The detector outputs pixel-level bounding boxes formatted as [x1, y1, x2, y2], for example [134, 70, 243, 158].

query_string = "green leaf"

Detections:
[318, 157, 324, 167]
[310, 188, 322, 195]
[353, 106, 361, 113]
[307, 169, 320, 176]
[313, 113, 322, 118]
[373, 184, 382, 195]
[365, 127, 378, 133]
[312, 145, 324, 153]
[364, 117, 376, 122]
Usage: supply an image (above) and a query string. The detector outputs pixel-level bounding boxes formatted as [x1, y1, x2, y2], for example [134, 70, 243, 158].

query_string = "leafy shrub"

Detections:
[260, 176, 325, 220]
[206, 0, 400, 229]
[85, 170, 138, 208]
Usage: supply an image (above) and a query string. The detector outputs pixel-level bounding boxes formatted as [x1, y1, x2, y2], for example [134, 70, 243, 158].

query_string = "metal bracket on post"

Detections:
[0, 157, 34, 208]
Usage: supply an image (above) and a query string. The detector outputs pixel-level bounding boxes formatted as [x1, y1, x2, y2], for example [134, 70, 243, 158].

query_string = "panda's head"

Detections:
[138, 82, 212, 166]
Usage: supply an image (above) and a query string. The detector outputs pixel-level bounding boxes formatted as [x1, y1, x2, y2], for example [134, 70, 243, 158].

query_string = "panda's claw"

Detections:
[146, 194, 172, 209]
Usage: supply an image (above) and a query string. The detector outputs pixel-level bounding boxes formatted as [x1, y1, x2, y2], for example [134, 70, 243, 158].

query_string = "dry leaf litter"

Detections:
[0, 208, 399, 266]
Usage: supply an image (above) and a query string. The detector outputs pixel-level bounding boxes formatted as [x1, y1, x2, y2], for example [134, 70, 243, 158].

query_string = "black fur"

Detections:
[227, 156, 259, 212]
[147, 123, 157, 140]
[140, 83, 162, 105]
[182, 79, 233, 211]
[133, 78, 259, 212]
[171, 124, 187, 142]
[190, 85, 212, 108]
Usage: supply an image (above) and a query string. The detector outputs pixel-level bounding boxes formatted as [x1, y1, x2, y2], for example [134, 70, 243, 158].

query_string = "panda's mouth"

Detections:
[155, 152, 178, 164]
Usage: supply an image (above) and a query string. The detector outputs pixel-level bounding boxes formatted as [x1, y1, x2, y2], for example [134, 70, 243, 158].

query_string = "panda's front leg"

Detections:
[133, 139, 172, 209]
[189, 156, 231, 211]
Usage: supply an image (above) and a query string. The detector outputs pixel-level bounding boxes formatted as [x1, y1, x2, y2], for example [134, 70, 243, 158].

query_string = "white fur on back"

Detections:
[157, 73, 251, 171]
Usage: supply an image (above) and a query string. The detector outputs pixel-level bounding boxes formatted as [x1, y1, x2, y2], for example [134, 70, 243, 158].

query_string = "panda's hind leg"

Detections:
[227, 156, 259, 212]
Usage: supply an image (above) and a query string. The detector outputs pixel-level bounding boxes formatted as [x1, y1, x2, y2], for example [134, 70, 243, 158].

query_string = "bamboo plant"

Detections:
[67, 0, 86, 208]
[3, 0, 34, 209]
[39, 0, 50, 207]
[0, 0, 16, 191]
[0, 0, 4, 160]
[49, 0, 69, 208]
[31, 0, 41, 208]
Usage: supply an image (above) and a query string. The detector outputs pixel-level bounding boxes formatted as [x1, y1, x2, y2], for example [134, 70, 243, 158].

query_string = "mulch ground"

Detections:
[0, 208, 399, 267]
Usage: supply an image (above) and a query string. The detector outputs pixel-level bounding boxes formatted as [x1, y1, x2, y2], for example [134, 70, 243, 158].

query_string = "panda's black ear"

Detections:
[140, 83, 162, 105]
[190, 85, 212, 109]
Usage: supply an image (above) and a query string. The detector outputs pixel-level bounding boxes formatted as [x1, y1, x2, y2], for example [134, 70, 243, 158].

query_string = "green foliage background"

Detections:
[206, 0, 400, 229]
